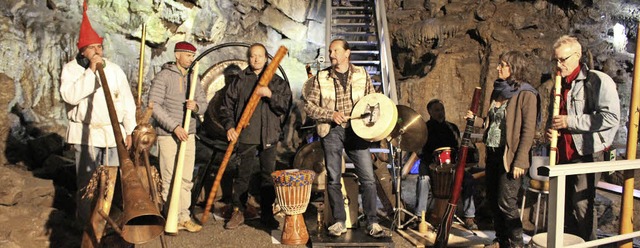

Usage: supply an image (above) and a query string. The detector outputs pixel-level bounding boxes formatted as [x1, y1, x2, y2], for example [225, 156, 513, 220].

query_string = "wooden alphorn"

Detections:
[201, 46, 288, 223]
[164, 62, 200, 234]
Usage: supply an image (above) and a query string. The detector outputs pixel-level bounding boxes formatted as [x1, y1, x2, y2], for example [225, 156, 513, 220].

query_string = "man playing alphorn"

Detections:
[149, 41, 207, 233]
[59, 2, 136, 229]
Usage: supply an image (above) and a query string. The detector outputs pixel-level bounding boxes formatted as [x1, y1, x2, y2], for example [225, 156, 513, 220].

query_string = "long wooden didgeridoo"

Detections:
[165, 62, 200, 234]
[201, 46, 288, 223]
[549, 70, 562, 167]
[434, 87, 481, 248]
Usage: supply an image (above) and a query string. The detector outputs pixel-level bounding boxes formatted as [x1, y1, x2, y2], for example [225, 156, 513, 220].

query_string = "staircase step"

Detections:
[351, 60, 380, 65]
[350, 50, 380, 55]
[333, 6, 371, 11]
[334, 14, 373, 19]
[332, 23, 372, 27]
[345, 40, 378, 46]
[334, 32, 376, 36]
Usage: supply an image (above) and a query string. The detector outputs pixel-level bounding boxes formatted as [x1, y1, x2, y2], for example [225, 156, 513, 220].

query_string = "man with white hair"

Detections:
[546, 35, 620, 241]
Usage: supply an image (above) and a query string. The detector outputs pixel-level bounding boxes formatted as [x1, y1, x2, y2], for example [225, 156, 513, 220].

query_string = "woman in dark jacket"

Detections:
[466, 51, 539, 248]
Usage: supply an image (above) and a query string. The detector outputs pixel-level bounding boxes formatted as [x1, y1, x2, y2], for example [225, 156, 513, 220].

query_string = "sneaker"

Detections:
[178, 219, 202, 233]
[327, 222, 347, 237]
[340, 0, 352, 6]
[367, 223, 392, 238]
[464, 217, 478, 230]
[225, 208, 244, 229]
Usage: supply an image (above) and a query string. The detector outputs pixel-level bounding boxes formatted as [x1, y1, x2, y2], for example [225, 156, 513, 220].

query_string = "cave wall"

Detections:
[389, 0, 638, 147]
[0, 0, 638, 166]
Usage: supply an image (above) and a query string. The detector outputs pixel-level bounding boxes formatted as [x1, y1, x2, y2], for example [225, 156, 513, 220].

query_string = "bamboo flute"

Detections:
[549, 71, 562, 167]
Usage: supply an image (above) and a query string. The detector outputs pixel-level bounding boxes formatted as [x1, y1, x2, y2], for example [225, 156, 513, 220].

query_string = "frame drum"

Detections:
[351, 93, 398, 142]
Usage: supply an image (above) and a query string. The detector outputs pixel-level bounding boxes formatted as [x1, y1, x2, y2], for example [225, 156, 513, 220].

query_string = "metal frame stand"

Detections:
[389, 142, 419, 230]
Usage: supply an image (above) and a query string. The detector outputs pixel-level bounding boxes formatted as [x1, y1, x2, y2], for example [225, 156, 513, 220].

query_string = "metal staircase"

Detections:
[325, 0, 398, 103]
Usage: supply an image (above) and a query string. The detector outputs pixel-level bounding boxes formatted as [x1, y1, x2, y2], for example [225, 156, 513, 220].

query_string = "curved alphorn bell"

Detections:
[96, 63, 165, 244]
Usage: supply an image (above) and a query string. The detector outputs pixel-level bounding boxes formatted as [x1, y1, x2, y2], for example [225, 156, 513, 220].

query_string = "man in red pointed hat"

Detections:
[149, 41, 207, 233]
[59, 3, 136, 228]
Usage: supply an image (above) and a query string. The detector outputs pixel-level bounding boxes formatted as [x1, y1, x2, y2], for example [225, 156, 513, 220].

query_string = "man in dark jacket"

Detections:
[149, 41, 207, 233]
[220, 43, 292, 230]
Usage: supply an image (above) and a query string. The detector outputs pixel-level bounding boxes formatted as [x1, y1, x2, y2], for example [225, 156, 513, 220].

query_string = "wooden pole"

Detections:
[201, 46, 288, 223]
[164, 62, 200, 234]
[619, 23, 640, 248]
[137, 23, 146, 105]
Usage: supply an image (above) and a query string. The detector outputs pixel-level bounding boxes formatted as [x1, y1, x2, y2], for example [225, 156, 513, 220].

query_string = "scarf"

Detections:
[491, 79, 541, 124]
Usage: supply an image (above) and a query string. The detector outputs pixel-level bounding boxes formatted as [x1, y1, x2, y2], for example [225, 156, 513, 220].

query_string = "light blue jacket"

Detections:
[564, 66, 620, 155]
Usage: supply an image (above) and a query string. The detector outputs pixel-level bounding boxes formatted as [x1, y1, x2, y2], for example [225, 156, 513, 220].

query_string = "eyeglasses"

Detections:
[498, 62, 509, 68]
[553, 53, 577, 64]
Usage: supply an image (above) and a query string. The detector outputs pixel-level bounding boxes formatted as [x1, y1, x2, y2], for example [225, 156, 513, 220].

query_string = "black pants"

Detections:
[561, 152, 602, 241]
[231, 143, 277, 219]
[486, 147, 524, 247]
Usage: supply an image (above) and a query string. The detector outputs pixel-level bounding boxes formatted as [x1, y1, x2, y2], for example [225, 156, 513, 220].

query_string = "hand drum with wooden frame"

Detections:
[350, 93, 398, 142]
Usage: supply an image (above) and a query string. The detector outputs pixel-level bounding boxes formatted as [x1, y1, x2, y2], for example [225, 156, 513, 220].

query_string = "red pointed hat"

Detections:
[77, 0, 103, 49]
[175, 41, 196, 53]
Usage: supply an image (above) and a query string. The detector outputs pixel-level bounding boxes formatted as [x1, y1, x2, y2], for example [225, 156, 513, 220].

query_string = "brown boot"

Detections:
[225, 208, 244, 229]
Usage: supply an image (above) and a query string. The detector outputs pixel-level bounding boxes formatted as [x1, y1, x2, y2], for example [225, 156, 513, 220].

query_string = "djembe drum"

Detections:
[429, 147, 456, 222]
[272, 169, 315, 245]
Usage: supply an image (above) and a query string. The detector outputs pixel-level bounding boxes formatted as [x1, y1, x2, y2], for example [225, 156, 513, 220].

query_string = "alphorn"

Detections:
[136, 23, 146, 105]
[619, 23, 640, 248]
[93, 63, 165, 244]
[434, 87, 482, 248]
[549, 71, 562, 166]
[135, 23, 147, 122]
[165, 62, 200, 233]
[201, 46, 288, 223]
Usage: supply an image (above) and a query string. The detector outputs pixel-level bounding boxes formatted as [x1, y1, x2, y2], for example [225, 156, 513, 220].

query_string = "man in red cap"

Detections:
[59, 3, 136, 229]
[149, 41, 207, 233]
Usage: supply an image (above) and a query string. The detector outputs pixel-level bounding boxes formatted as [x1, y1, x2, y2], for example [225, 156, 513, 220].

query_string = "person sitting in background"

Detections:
[415, 99, 477, 230]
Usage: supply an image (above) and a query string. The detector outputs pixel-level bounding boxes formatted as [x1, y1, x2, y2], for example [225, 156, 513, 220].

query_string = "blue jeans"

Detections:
[74, 144, 119, 226]
[322, 126, 378, 225]
[414, 172, 476, 218]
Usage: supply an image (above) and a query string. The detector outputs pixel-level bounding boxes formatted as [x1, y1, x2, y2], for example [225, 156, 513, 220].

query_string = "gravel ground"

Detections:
[136, 207, 414, 248]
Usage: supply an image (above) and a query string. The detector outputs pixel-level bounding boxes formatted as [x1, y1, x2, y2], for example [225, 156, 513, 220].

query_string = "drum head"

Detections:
[351, 93, 398, 142]
[292, 142, 326, 191]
